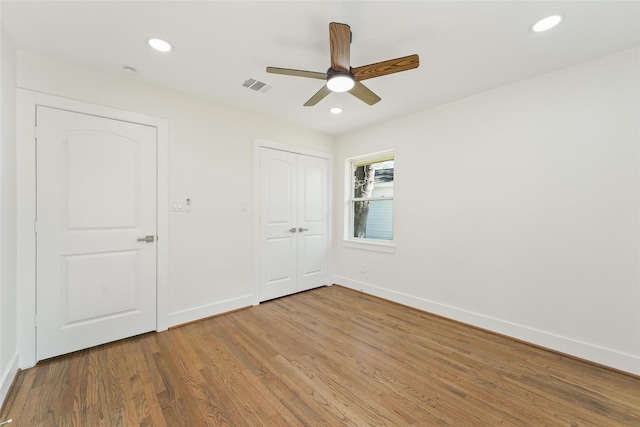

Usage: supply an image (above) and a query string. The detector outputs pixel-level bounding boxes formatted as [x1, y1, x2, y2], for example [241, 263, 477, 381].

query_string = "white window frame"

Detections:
[343, 150, 396, 253]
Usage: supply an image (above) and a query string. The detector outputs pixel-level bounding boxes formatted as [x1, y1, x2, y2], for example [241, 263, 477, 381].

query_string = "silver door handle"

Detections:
[288, 228, 297, 233]
[137, 235, 155, 242]
[298, 227, 309, 232]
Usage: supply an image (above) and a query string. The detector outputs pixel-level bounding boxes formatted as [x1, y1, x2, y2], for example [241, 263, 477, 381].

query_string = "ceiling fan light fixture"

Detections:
[327, 74, 354, 92]
[531, 15, 563, 32]
[330, 107, 343, 114]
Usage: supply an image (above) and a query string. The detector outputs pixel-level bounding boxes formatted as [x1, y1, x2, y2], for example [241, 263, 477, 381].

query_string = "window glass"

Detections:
[351, 155, 394, 241]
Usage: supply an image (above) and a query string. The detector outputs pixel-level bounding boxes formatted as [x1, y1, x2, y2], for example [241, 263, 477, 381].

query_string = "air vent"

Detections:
[243, 78, 272, 93]
[242, 78, 257, 87]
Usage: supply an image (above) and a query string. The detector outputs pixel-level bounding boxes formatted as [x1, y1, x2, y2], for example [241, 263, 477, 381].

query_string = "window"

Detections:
[349, 152, 394, 242]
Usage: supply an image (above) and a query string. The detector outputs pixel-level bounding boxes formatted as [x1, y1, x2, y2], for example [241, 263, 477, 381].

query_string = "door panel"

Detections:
[300, 234, 324, 274]
[267, 159, 296, 222]
[301, 164, 324, 221]
[64, 251, 139, 323]
[267, 238, 294, 282]
[66, 134, 139, 228]
[259, 147, 328, 301]
[36, 106, 157, 360]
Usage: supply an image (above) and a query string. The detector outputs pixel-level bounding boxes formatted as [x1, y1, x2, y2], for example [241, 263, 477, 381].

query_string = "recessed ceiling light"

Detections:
[148, 38, 173, 52]
[330, 107, 343, 114]
[531, 15, 563, 33]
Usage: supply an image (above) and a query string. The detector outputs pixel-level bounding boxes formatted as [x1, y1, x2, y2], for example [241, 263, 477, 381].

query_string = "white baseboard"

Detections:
[334, 276, 640, 376]
[0, 352, 19, 409]
[167, 295, 255, 328]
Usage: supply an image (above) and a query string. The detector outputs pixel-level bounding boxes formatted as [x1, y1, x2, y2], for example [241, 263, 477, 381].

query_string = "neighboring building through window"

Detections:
[350, 152, 394, 241]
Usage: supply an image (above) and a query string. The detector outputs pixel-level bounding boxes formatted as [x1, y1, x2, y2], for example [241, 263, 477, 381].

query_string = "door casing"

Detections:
[17, 89, 169, 368]
[253, 139, 332, 304]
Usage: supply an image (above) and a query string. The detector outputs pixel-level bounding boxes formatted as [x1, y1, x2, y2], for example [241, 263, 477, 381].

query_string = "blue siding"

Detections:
[365, 199, 393, 240]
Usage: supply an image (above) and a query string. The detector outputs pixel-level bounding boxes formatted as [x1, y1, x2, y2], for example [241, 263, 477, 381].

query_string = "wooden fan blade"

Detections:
[352, 54, 419, 81]
[348, 81, 381, 106]
[304, 85, 332, 106]
[266, 67, 328, 80]
[329, 22, 351, 73]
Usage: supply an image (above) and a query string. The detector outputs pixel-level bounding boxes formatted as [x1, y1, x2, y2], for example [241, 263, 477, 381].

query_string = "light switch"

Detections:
[171, 200, 183, 211]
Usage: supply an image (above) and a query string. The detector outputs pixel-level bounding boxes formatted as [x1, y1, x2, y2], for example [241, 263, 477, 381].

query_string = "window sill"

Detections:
[342, 239, 396, 253]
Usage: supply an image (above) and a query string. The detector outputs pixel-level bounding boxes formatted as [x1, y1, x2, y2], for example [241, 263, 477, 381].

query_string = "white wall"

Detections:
[16, 53, 334, 331]
[11, 42, 640, 377]
[0, 14, 19, 403]
[334, 47, 640, 375]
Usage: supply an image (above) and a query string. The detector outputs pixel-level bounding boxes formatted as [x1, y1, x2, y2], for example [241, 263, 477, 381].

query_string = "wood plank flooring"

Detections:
[2, 285, 639, 426]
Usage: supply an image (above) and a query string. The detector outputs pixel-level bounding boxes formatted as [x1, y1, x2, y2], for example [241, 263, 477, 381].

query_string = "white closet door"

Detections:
[259, 147, 329, 301]
[296, 154, 329, 292]
[259, 148, 299, 301]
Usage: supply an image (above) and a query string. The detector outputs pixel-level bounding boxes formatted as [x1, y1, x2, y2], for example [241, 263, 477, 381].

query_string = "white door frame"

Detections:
[17, 90, 169, 368]
[252, 139, 332, 305]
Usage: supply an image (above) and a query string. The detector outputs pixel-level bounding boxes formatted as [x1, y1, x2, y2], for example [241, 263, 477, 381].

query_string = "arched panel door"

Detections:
[36, 106, 157, 360]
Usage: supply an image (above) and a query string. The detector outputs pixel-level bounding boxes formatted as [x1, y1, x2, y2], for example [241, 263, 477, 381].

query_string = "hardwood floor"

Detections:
[2, 285, 639, 426]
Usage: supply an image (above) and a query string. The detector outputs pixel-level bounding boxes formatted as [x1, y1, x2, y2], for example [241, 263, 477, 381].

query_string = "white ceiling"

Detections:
[2, 1, 639, 136]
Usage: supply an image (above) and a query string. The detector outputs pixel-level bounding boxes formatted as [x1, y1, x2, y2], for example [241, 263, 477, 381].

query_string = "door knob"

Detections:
[298, 227, 309, 232]
[137, 235, 155, 242]
[288, 228, 297, 233]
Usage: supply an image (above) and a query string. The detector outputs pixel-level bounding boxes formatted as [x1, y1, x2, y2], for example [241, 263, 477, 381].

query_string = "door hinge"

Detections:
[34, 220, 38, 234]
[34, 315, 38, 327]
[34, 126, 40, 139]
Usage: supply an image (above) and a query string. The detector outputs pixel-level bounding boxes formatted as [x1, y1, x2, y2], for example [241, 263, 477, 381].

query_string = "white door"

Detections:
[260, 149, 298, 301]
[259, 147, 329, 301]
[296, 154, 329, 292]
[36, 106, 158, 360]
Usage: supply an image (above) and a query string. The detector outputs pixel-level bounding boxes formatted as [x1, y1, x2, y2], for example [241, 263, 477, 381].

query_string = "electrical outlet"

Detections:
[361, 264, 366, 273]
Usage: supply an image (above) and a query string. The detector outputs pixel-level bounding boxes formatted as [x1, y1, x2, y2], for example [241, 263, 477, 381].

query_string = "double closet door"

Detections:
[259, 147, 329, 301]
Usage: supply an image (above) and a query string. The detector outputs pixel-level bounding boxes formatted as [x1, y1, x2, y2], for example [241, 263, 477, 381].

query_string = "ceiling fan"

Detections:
[266, 22, 419, 107]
